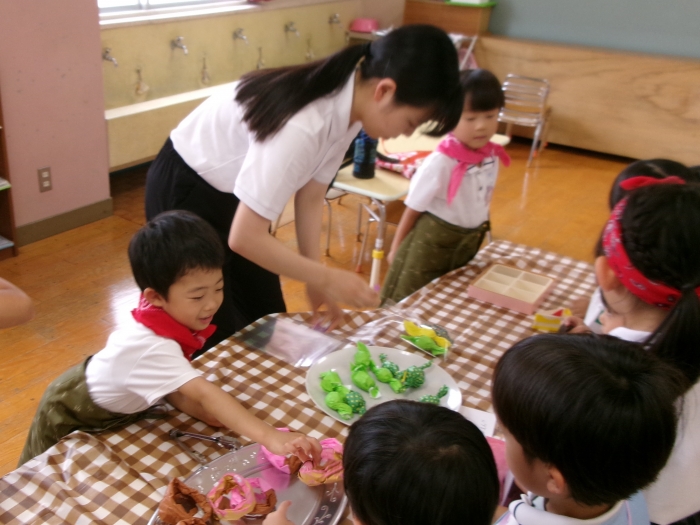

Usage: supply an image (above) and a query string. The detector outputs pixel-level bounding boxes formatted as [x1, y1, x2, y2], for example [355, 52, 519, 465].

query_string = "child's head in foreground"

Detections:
[343, 399, 499, 525]
[452, 69, 504, 151]
[492, 333, 684, 512]
[598, 181, 700, 386]
[128, 210, 225, 331]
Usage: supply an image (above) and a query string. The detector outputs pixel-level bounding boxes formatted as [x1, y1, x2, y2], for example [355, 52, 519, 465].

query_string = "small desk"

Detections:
[332, 165, 410, 290]
[333, 132, 511, 290]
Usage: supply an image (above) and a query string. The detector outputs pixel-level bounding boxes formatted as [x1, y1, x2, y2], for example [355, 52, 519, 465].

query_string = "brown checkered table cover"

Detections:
[0, 241, 596, 524]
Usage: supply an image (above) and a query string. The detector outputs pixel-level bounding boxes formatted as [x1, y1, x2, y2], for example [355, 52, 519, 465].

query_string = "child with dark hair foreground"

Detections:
[18, 211, 320, 467]
[493, 333, 685, 525]
[381, 69, 510, 304]
[265, 400, 500, 525]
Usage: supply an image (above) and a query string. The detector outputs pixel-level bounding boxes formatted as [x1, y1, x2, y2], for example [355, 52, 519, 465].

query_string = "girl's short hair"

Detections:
[128, 210, 225, 298]
[236, 25, 463, 141]
[343, 400, 499, 525]
[493, 333, 685, 507]
[619, 183, 700, 385]
[460, 69, 505, 112]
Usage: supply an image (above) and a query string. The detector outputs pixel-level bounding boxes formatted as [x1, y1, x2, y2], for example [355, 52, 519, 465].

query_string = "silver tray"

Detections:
[148, 444, 347, 525]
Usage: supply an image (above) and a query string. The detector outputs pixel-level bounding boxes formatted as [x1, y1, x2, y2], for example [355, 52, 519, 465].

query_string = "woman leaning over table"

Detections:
[145, 25, 464, 350]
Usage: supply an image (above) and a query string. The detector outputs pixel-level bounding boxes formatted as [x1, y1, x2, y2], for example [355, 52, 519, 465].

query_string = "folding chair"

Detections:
[498, 74, 551, 167]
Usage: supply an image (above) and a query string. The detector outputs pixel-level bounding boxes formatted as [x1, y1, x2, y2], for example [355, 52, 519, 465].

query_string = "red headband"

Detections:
[602, 176, 697, 310]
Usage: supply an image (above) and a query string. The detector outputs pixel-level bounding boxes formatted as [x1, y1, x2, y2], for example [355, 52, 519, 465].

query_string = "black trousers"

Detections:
[145, 138, 286, 352]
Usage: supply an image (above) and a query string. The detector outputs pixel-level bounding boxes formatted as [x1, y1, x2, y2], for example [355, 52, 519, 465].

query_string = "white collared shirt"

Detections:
[171, 76, 362, 221]
[404, 150, 499, 229]
[497, 492, 648, 525]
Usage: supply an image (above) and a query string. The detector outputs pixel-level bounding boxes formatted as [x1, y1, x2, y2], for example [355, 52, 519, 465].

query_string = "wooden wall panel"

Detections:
[475, 36, 700, 165]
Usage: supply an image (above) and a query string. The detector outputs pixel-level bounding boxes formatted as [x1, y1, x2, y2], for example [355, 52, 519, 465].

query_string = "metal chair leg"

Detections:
[324, 199, 332, 257]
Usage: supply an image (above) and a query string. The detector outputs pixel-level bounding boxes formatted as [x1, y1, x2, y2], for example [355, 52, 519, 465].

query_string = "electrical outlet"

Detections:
[38, 167, 52, 192]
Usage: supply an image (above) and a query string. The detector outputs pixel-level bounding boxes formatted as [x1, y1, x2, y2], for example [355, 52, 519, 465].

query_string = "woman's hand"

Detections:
[321, 268, 379, 308]
[264, 501, 295, 525]
[306, 286, 344, 332]
[262, 428, 322, 465]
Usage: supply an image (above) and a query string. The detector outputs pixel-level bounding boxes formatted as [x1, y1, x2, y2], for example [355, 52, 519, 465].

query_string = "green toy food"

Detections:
[379, 353, 401, 377]
[351, 368, 380, 398]
[320, 371, 343, 392]
[419, 385, 449, 405]
[320, 370, 366, 419]
[324, 391, 353, 420]
[399, 361, 432, 389]
[400, 334, 448, 356]
[344, 390, 366, 414]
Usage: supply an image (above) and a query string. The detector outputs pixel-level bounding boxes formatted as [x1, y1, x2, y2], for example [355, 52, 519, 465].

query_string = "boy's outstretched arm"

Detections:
[387, 206, 423, 265]
[167, 377, 322, 463]
[0, 277, 34, 328]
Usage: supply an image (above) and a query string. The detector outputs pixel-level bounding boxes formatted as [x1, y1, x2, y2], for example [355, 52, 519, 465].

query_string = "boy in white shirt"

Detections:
[18, 211, 320, 467]
[492, 333, 684, 525]
[381, 69, 510, 304]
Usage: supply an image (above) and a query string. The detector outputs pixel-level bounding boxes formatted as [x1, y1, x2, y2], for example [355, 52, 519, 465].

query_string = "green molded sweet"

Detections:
[351, 369, 381, 398]
[401, 334, 447, 356]
[344, 390, 366, 414]
[401, 362, 432, 389]
[419, 385, 449, 405]
[325, 391, 353, 420]
[371, 365, 394, 383]
[353, 341, 373, 370]
[379, 353, 400, 378]
[388, 378, 406, 394]
[320, 371, 343, 393]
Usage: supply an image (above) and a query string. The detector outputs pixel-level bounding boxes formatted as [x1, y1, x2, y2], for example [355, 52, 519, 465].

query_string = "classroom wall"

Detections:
[489, 0, 700, 59]
[360, 0, 404, 28]
[0, 0, 110, 233]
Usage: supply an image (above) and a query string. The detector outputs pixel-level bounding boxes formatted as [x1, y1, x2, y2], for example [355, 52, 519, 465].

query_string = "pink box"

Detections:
[467, 264, 556, 315]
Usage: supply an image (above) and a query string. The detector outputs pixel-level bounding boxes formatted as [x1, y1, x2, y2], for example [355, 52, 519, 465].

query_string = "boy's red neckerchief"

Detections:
[131, 294, 216, 361]
[435, 133, 511, 205]
[602, 175, 697, 310]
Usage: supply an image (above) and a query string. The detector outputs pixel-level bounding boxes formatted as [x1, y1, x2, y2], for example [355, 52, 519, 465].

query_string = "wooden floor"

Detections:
[0, 141, 628, 476]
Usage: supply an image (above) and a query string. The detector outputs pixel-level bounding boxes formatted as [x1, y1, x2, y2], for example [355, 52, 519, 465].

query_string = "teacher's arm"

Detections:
[228, 197, 378, 309]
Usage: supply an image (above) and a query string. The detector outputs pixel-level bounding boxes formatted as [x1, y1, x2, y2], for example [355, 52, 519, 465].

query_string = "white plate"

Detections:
[305, 346, 462, 425]
[148, 444, 346, 525]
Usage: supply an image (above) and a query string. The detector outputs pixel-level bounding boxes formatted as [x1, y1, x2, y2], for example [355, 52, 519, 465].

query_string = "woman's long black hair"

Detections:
[235, 25, 463, 141]
[620, 183, 700, 387]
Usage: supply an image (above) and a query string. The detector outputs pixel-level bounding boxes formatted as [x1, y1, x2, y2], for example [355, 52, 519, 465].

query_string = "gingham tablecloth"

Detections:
[0, 240, 596, 525]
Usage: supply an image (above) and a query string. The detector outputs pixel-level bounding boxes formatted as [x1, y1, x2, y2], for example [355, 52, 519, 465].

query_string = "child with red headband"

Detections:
[569, 178, 700, 525]
[381, 69, 510, 304]
[568, 159, 697, 334]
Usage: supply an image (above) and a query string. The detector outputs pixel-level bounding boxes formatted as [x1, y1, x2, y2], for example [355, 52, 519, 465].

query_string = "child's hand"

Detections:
[387, 248, 397, 265]
[569, 296, 591, 318]
[561, 315, 592, 334]
[264, 501, 295, 525]
[264, 429, 322, 465]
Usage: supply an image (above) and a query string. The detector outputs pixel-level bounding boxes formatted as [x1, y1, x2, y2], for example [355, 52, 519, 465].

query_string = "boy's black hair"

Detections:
[461, 69, 505, 112]
[608, 158, 695, 209]
[492, 333, 685, 507]
[343, 400, 499, 525]
[619, 183, 700, 385]
[128, 210, 225, 298]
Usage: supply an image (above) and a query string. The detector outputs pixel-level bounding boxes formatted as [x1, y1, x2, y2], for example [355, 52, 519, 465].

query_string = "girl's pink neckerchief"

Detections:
[435, 133, 511, 205]
[131, 294, 216, 361]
